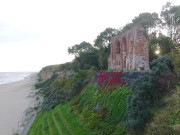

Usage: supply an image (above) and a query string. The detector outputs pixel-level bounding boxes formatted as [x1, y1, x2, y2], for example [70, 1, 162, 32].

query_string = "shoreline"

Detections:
[0, 73, 38, 135]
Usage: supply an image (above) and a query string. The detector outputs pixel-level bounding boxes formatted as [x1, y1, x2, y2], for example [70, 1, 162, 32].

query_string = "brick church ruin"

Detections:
[108, 26, 150, 71]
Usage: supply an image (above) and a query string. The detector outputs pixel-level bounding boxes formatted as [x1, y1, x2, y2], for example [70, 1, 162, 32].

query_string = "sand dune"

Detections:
[0, 73, 37, 135]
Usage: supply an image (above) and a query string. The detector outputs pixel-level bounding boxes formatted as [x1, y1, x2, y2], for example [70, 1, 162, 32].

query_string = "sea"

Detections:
[0, 72, 32, 85]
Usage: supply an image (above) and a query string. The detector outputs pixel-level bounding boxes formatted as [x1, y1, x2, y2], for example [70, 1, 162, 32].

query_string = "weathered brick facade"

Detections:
[108, 26, 150, 71]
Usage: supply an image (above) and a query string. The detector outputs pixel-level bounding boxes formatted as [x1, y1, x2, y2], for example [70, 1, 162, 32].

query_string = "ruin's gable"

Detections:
[108, 26, 149, 71]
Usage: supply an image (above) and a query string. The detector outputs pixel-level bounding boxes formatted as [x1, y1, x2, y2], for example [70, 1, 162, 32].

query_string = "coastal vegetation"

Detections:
[28, 2, 180, 135]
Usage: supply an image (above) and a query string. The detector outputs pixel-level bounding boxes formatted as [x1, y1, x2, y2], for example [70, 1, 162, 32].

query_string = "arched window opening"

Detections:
[116, 41, 120, 54]
[122, 37, 127, 53]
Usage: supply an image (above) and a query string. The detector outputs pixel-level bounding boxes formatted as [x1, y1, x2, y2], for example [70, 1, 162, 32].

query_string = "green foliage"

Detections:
[79, 83, 131, 125]
[39, 62, 74, 73]
[63, 78, 74, 90]
[148, 32, 159, 62]
[77, 49, 99, 69]
[36, 68, 94, 110]
[170, 110, 180, 125]
[81, 107, 102, 129]
[90, 65, 98, 71]
[161, 2, 180, 43]
[94, 28, 119, 48]
[74, 69, 88, 81]
[28, 103, 93, 135]
[78, 83, 98, 106]
[80, 106, 117, 135]
[42, 89, 67, 110]
[71, 80, 83, 97]
[125, 74, 155, 133]
[150, 54, 173, 74]
[100, 86, 131, 124]
[171, 44, 180, 76]
[125, 55, 173, 134]
[148, 33, 174, 62]
[94, 28, 120, 70]
[53, 79, 66, 90]
[67, 41, 99, 70]
[121, 12, 160, 37]
[132, 12, 161, 32]
[145, 84, 180, 134]
[98, 46, 109, 70]
[158, 35, 174, 55]
[120, 23, 134, 33]
[57, 62, 74, 71]
[68, 41, 93, 56]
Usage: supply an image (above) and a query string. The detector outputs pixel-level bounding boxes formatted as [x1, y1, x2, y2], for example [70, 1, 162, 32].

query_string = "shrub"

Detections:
[74, 69, 88, 81]
[113, 122, 126, 135]
[81, 106, 116, 135]
[71, 80, 83, 97]
[125, 55, 173, 134]
[125, 74, 155, 134]
[53, 79, 66, 90]
[150, 55, 173, 73]
[41, 89, 67, 110]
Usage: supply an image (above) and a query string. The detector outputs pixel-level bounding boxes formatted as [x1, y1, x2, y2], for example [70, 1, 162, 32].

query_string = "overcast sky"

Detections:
[0, 0, 180, 72]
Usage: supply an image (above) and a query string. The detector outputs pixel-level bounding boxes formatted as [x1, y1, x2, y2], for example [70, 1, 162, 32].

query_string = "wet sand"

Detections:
[0, 73, 37, 135]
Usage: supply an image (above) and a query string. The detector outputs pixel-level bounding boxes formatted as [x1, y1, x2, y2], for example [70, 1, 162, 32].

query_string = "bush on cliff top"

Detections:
[125, 55, 173, 134]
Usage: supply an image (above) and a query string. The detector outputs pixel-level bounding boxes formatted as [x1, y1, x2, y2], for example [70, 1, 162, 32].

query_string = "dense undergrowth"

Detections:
[35, 68, 96, 110]
[145, 84, 180, 134]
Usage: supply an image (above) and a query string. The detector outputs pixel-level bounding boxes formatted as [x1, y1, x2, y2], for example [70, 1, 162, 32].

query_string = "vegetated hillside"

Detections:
[26, 2, 180, 133]
[28, 103, 93, 135]
[28, 55, 180, 135]
[143, 84, 180, 135]
[29, 70, 148, 135]
[78, 71, 148, 125]
[35, 63, 97, 111]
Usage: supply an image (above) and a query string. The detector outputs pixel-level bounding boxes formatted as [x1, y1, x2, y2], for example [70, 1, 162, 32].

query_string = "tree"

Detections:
[121, 23, 134, 33]
[158, 34, 174, 55]
[94, 28, 119, 49]
[148, 32, 174, 62]
[132, 12, 161, 37]
[77, 49, 99, 69]
[68, 41, 93, 57]
[98, 46, 109, 70]
[148, 32, 159, 62]
[94, 28, 120, 70]
[68, 41, 99, 69]
[171, 44, 180, 77]
[161, 2, 180, 43]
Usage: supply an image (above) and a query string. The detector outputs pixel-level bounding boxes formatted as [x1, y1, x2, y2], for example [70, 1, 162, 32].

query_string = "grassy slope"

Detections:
[28, 103, 93, 135]
[145, 83, 180, 135]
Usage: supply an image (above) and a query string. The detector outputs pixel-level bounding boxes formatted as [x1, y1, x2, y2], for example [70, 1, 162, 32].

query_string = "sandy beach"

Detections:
[0, 73, 37, 135]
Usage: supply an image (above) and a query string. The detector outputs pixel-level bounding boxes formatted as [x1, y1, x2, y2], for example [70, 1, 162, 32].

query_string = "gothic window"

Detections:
[122, 37, 127, 53]
[116, 41, 120, 54]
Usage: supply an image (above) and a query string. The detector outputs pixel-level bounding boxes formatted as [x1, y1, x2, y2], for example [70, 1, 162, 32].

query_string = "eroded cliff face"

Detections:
[39, 71, 53, 81]
[39, 69, 74, 82]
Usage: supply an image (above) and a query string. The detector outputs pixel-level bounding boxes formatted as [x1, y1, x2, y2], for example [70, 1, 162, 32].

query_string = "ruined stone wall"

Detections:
[108, 26, 149, 71]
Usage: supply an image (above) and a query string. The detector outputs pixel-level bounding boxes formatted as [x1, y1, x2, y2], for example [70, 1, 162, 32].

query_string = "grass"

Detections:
[145, 83, 180, 135]
[28, 103, 93, 135]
